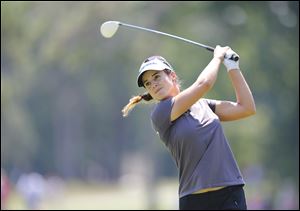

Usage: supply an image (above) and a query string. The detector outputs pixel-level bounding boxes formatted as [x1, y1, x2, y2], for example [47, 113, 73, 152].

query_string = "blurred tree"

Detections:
[1, 2, 299, 196]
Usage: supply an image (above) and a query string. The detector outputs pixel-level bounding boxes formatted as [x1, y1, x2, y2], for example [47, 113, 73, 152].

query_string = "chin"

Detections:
[154, 90, 171, 101]
[158, 94, 170, 101]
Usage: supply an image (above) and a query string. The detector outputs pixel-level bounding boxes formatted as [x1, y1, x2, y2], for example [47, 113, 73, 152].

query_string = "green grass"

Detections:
[5, 179, 178, 210]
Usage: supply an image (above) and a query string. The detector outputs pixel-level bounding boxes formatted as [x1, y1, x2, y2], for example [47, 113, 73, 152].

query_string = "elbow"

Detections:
[248, 108, 256, 116]
[245, 103, 256, 116]
[237, 101, 256, 118]
[197, 79, 213, 91]
[250, 101, 256, 115]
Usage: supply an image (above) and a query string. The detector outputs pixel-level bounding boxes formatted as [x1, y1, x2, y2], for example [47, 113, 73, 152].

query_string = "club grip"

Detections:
[228, 54, 239, 61]
[206, 47, 239, 61]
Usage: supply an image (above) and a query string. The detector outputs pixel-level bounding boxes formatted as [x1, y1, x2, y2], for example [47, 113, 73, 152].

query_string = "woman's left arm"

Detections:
[215, 69, 256, 121]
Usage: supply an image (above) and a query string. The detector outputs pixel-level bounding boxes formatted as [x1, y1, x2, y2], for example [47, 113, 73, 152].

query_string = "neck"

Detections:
[170, 85, 180, 96]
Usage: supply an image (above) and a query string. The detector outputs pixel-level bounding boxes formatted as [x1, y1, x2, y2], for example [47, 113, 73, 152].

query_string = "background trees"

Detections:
[1, 1, 299, 209]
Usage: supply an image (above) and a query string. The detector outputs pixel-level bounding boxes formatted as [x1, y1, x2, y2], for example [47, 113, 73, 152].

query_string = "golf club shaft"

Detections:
[119, 22, 214, 52]
[118, 22, 239, 61]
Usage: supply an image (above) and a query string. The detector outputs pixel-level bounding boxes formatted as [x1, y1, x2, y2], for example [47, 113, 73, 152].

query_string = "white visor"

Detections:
[137, 57, 173, 87]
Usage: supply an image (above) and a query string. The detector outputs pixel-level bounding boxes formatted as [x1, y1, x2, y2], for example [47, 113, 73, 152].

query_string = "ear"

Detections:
[170, 71, 177, 82]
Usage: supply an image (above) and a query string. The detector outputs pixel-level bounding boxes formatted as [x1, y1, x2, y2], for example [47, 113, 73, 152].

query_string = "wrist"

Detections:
[227, 68, 240, 72]
[213, 57, 223, 63]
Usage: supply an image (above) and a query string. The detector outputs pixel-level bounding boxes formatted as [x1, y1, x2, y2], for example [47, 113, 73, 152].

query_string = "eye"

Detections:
[144, 81, 151, 87]
[154, 74, 161, 80]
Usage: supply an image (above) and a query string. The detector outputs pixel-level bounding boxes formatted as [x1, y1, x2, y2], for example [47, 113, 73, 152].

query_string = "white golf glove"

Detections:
[223, 49, 240, 72]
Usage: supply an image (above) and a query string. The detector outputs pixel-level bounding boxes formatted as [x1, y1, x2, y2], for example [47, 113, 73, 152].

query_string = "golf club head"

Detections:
[100, 21, 120, 38]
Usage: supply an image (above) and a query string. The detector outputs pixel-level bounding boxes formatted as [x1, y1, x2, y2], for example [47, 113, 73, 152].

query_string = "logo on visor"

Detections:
[141, 61, 159, 69]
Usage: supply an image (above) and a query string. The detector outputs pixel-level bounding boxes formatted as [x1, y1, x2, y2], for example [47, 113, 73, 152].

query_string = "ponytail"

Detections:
[122, 93, 153, 117]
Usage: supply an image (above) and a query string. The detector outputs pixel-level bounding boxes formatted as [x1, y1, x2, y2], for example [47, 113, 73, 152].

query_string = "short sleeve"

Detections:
[151, 97, 174, 140]
[202, 98, 217, 113]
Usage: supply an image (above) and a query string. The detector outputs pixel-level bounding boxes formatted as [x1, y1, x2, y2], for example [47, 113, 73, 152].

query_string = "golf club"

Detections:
[100, 21, 239, 61]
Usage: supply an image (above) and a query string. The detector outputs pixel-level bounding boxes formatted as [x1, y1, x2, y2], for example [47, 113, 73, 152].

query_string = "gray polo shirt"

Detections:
[151, 97, 245, 198]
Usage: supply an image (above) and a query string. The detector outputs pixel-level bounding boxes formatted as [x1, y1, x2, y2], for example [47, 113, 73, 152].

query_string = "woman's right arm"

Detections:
[170, 46, 229, 121]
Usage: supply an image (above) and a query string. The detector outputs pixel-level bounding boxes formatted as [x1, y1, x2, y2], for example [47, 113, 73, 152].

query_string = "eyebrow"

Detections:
[143, 72, 160, 84]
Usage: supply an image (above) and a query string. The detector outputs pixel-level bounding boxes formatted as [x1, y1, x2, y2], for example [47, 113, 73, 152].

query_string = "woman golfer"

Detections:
[122, 45, 255, 210]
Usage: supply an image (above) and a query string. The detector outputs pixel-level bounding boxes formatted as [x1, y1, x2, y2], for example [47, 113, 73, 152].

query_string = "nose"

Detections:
[151, 81, 159, 90]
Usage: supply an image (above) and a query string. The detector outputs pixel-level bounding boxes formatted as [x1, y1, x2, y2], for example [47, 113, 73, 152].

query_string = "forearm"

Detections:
[228, 69, 256, 113]
[171, 57, 223, 121]
[194, 57, 222, 88]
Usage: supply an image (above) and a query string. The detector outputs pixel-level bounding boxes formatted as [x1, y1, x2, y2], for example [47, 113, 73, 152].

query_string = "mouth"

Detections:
[154, 87, 162, 94]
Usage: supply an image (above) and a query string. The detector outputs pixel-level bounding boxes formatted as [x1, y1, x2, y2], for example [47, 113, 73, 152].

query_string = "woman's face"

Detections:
[142, 70, 177, 100]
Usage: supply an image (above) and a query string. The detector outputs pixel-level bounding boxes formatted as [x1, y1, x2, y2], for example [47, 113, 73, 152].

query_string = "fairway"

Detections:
[5, 179, 178, 210]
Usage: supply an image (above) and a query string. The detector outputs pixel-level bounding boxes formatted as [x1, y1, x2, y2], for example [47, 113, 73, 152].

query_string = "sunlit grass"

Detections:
[5, 178, 299, 210]
[5, 179, 178, 210]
